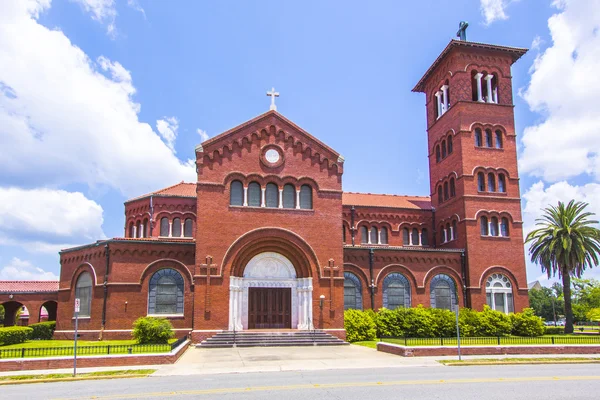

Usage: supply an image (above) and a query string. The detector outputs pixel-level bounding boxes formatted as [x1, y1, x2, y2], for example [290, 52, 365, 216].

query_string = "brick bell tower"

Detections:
[413, 24, 530, 312]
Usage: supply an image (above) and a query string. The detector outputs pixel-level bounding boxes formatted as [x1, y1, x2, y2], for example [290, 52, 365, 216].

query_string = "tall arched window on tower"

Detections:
[75, 272, 92, 317]
[443, 182, 449, 200]
[495, 130, 503, 148]
[344, 272, 363, 310]
[283, 184, 295, 208]
[480, 216, 489, 236]
[411, 228, 419, 246]
[383, 273, 411, 309]
[148, 269, 184, 315]
[430, 274, 456, 310]
[143, 218, 149, 238]
[160, 217, 169, 237]
[129, 222, 135, 238]
[230, 180, 243, 206]
[477, 172, 485, 192]
[486, 274, 514, 313]
[450, 178, 456, 197]
[501, 217, 510, 237]
[437, 186, 443, 203]
[360, 226, 368, 244]
[421, 229, 429, 246]
[403, 228, 410, 245]
[487, 173, 496, 192]
[441, 140, 447, 159]
[370, 227, 378, 244]
[184, 218, 193, 237]
[342, 225, 346, 243]
[380, 227, 388, 245]
[136, 221, 142, 238]
[265, 183, 278, 208]
[436, 145, 441, 162]
[485, 129, 493, 147]
[490, 217, 499, 236]
[498, 174, 506, 193]
[447, 135, 453, 154]
[172, 218, 181, 237]
[452, 220, 458, 240]
[300, 185, 312, 209]
[475, 129, 483, 147]
[248, 182, 261, 207]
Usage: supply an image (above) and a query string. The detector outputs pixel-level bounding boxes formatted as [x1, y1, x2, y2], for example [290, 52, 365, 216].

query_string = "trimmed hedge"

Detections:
[132, 317, 174, 344]
[29, 321, 56, 340]
[544, 326, 565, 335]
[344, 306, 545, 342]
[0, 326, 33, 345]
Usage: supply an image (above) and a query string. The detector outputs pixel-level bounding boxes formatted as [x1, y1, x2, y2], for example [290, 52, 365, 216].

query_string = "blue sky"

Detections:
[1, 0, 599, 285]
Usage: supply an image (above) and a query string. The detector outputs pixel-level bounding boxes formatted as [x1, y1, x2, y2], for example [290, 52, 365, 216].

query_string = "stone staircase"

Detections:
[196, 330, 348, 348]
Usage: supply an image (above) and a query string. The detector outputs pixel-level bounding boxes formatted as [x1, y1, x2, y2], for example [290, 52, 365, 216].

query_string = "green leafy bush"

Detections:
[29, 321, 56, 340]
[477, 306, 512, 336]
[429, 308, 457, 337]
[458, 307, 482, 336]
[402, 306, 437, 337]
[131, 317, 174, 344]
[344, 309, 376, 342]
[544, 326, 565, 335]
[0, 326, 33, 345]
[510, 308, 544, 337]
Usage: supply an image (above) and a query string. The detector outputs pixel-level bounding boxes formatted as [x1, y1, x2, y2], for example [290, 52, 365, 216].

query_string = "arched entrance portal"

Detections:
[229, 252, 313, 330]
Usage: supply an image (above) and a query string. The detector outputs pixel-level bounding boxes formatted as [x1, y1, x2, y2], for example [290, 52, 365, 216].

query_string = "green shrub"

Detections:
[131, 317, 174, 344]
[458, 307, 482, 337]
[375, 308, 402, 337]
[402, 306, 437, 337]
[0, 326, 33, 345]
[29, 321, 56, 340]
[344, 309, 376, 342]
[510, 308, 544, 337]
[477, 305, 512, 336]
[429, 308, 457, 337]
[544, 326, 565, 335]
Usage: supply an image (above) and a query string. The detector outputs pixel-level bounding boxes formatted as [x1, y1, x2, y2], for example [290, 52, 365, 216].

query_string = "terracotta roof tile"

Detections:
[0, 281, 59, 293]
[342, 192, 431, 210]
[126, 182, 196, 203]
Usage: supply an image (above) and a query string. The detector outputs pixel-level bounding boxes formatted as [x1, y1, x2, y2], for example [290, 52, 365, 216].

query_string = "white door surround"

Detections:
[228, 252, 314, 330]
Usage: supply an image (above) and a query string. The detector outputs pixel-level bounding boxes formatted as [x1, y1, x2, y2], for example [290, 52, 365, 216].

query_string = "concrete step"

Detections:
[197, 331, 348, 348]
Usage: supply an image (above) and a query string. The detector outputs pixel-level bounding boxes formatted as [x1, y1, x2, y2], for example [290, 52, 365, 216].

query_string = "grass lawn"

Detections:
[439, 357, 600, 365]
[0, 339, 176, 350]
[351, 341, 379, 349]
[379, 335, 600, 347]
[0, 369, 156, 383]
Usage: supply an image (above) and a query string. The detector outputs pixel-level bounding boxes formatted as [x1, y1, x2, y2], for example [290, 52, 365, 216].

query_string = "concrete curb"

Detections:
[0, 373, 151, 386]
[441, 360, 600, 367]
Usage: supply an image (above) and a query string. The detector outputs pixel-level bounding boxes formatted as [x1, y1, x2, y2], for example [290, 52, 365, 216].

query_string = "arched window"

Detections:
[475, 128, 482, 147]
[143, 218, 149, 238]
[75, 272, 92, 317]
[421, 228, 429, 246]
[443, 182, 449, 200]
[450, 178, 456, 197]
[436, 145, 441, 162]
[383, 273, 411, 309]
[498, 174, 506, 193]
[283, 184, 295, 208]
[184, 218, 193, 237]
[490, 217, 499, 236]
[411, 228, 419, 246]
[344, 272, 363, 310]
[437, 186, 443, 203]
[248, 182, 261, 207]
[501, 217, 510, 237]
[485, 129, 493, 147]
[447, 135, 453, 154]
[486, 273, 514, 314]
[148, 269, 184, 315]
[452, 220, 458, 240]
[160, 217, 169, 237]
[265, 183, 278, 208]
[480, 216, 489, 236]
[230, 180, 243, 206]
[342, 225, 346, 243]
[477, 172, 485, 192]
[487, 173, 496, 192]
[440, 227, 446, 243]
[360, 226, 368, 244]
[441, 140, 447, 159]
[446, 223, 451, 241]
[172, 218, 181, 237]
[472, 70, 480, 101]
[370, 227, 378, 244]
[300, 185, 312, 209]
[136, 221, 142, 238]
[403, 228, 410, 245]
[495, 130, 503, 148]
[430, 274, 456, 310]
[380, 227, 388, 245]
[129, 222, 135, 238]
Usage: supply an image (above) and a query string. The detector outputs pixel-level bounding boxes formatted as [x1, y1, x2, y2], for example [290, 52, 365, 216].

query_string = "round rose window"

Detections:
[265, 149, 280, 164]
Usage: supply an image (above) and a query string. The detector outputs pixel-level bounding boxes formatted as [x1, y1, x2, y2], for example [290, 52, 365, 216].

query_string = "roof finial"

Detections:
[456, 21, 469, 41]
[266, 87, 280, 111]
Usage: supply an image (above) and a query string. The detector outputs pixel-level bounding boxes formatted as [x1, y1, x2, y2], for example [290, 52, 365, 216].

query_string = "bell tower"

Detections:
[413, 26, 530, 312]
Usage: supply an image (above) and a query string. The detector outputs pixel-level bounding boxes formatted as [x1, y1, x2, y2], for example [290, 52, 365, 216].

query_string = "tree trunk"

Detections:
[562, 271, 574, 334]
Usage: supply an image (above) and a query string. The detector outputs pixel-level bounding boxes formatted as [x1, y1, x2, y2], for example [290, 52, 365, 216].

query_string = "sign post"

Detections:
[454, 294, 461, 361]
[73, 298, 80, 377]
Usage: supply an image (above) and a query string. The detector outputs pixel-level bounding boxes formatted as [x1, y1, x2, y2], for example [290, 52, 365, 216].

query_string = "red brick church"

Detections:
[2, 36, 529, 342]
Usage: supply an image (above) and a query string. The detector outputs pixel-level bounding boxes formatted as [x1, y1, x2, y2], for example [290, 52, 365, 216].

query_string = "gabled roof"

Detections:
[0, 281, 59, 294]
[342, 192, 432, 210]
[412, 39, 528, 93]
[125, 182, 196, 204]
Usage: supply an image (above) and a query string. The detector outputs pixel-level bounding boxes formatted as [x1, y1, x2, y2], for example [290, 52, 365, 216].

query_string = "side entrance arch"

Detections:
[229, 252, 314, 330]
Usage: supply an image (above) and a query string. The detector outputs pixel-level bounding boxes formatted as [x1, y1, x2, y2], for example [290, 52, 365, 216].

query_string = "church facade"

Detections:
[53, 38, 529, 342]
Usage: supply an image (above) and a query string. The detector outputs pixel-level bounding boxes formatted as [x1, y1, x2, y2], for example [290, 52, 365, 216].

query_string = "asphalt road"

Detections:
[3, 364, 600, 400]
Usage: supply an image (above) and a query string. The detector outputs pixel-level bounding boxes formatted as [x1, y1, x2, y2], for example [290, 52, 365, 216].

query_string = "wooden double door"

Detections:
[248, 288, 291, 329]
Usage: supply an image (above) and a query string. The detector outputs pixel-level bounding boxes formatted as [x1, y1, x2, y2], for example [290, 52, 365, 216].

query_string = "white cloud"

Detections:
[531, 35, 543, 51]
[197, 128, 209, 142]
[0, 257, 58, 280]
[0, 187, 105, 253]
[71, 0, 117, 37]
[519, 0, 600, 182]
[156, 117, 179, 152]
[0, 2, 195, 198]
[480, 0, 509, 25]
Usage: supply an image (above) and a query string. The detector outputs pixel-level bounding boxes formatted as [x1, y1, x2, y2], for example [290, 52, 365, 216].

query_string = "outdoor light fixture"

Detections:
[319, 294, 325, 309]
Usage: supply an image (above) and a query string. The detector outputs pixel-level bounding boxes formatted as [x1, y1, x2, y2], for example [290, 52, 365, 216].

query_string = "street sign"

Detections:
[74, 298, 80, 313]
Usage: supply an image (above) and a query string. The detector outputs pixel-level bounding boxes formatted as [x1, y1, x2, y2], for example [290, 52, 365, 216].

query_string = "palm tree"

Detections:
[526, 200, 600, 333]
